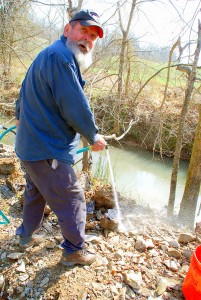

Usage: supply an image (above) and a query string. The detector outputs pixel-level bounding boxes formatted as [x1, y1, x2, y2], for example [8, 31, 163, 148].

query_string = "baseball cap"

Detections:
[69, 9, 103, 38]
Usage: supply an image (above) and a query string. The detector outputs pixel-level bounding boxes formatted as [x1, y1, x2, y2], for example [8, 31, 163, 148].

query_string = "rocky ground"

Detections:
[0, 143, 199, 300]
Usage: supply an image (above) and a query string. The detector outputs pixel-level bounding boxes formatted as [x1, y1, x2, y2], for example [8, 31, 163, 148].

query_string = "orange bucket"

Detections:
[182, 245, 201, 299]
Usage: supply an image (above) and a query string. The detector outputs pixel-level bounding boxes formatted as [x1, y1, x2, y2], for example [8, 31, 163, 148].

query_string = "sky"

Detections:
[82, 0, 201, 46]
[81, 0, 201, 64]
[32, 0, 201, 63]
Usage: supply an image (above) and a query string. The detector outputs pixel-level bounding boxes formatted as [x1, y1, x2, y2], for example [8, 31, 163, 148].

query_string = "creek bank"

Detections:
[0, 143, 200, 300]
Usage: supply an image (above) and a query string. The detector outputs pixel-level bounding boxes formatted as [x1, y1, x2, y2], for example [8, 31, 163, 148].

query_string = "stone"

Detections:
[0, 158, 15, 174]
[145, 239, 155, 249]
[163, 260, 179, 271]
[93, 185, 115, 208]
[156, 277, 168, 295]
[0, 275, 5, 289]
[100, 215, 118, 231]
[182, 249, 193, 259]
[7, 252, 23, 260]
[168, 240, 180, 248]
[135, 236, 146, 252]
[167, 248, 181, 259]
[178, 233, 196, 244]
[123, 270, 142, 290]
[16, 260, 26, 273]
[19, 274, 29, 282]
[40, 276, 49, 287]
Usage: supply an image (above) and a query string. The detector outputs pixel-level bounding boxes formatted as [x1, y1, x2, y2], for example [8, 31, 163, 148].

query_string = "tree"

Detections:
[167, 20, 201, 216]
[179, 102, 201, 228]
[114, 0, 137, 133]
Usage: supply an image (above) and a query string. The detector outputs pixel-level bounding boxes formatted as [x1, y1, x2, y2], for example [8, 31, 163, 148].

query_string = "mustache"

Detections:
[76, 40, 90, 52]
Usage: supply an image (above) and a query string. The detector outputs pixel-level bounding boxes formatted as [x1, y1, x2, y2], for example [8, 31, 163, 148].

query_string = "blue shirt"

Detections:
[15, 35, 99, 165]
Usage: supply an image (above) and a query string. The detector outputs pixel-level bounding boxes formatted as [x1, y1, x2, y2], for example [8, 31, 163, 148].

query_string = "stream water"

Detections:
[84, 145, 201, 220]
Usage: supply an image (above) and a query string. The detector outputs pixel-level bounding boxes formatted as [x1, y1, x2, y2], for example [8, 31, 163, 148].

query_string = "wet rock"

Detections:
[100, 215, 118, 231]
[86, 200, 95, 220]
[93, 185, 115, 208]
[0, 157, 15, 174]
[1, 252, 7, 259]
[40, 276, 49, 287]
[46, 241, 56, 249]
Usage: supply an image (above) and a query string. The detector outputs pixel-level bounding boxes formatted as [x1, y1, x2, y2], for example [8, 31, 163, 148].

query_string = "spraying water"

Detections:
[106, 146, 126, 232]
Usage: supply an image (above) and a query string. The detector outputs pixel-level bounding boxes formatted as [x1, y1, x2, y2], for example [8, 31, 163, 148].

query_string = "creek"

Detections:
[77, 145, 201, 220]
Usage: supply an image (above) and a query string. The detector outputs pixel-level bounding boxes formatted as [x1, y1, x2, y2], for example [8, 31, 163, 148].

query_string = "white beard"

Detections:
[66, 39, 93, 69]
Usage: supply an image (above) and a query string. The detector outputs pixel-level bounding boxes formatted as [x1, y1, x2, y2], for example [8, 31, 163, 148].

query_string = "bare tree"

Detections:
[167, 20, 201, 216]
[114, 0, 137, 133]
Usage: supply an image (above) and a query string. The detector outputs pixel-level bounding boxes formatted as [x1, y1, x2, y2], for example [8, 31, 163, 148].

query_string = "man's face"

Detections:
[64, 22, 99, 69]
[64, 22, 99, 51]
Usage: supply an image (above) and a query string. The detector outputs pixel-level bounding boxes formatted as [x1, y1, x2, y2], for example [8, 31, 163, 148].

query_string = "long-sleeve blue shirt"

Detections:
[15, 35, 99, 165]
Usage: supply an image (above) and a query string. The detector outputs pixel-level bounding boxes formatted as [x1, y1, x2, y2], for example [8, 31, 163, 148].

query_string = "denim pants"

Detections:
[16, 159, 86, 254]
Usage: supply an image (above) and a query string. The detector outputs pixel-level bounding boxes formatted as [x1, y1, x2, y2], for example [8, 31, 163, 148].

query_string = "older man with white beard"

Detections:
[15, 10, 107, 266]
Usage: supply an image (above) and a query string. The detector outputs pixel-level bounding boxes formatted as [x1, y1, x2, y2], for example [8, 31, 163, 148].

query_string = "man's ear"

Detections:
[64, 23, 70, 37]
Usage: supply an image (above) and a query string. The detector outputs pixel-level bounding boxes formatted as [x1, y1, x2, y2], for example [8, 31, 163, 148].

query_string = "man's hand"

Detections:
[91, 135, 107, 152]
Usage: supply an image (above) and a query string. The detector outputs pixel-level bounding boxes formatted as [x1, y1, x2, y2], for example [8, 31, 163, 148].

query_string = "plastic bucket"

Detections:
[182, 245, 201, 299]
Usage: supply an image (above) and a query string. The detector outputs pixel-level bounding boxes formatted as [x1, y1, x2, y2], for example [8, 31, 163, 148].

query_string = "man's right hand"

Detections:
[91, 134, 107, 152]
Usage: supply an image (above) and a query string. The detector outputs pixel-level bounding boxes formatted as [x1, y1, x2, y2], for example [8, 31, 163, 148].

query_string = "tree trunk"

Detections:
[114, 0, 137, 133]
[178, 104, 201, 227]
[167, 21, 201, 216]
[82, 138, 92, 175]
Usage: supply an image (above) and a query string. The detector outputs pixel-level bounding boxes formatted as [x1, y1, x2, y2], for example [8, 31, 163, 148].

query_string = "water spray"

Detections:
[105, 146, 126, 232]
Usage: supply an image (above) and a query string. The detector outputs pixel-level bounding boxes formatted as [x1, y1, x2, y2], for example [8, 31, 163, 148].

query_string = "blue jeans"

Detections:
[16, 160, 86, 254]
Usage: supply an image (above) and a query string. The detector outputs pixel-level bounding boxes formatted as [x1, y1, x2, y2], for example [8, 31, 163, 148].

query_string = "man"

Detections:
[15, 9, 107, 266]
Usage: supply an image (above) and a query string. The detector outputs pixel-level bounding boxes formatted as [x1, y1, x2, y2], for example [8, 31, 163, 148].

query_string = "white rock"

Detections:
[0, 275, 5, 289]
[19, 274, 29, 282]
[40, 276, 49, 287]
[156, 277, 168, 295]
[16, 260, 26, 273]
[1, 252, 7, 259]
[109, 235, 120, 244]
[145, 239, 155, 249]
[163, 260, 179, 271]
[114, 249, 124, 259]
[7, 252, 23, 260]
[124, 270, 142, 290]
[149, 249, 159, 257]
[110, 285, 119, 295]
[168, 240, 180, 248]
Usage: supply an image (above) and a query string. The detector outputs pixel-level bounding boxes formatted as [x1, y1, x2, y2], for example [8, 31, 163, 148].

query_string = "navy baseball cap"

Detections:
[69, 9, 103, 38]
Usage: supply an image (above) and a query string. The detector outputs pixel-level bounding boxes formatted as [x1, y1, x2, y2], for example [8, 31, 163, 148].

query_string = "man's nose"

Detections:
[83, 36, 93, 49]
